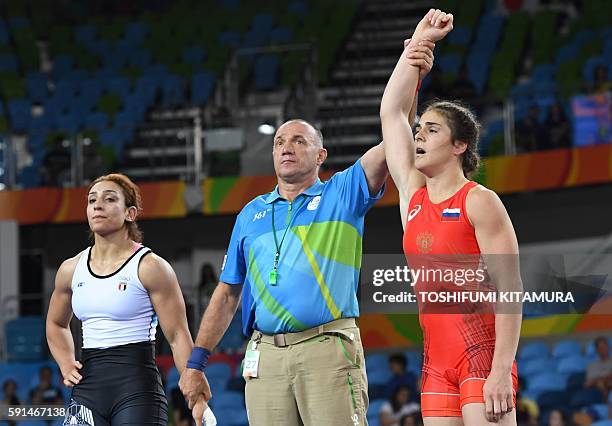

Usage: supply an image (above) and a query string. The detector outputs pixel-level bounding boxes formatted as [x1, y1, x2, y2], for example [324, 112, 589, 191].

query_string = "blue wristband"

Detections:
[186, 347, 211, 372]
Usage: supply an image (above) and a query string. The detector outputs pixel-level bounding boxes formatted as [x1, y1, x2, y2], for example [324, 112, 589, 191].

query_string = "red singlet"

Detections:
[402, 181, 517, 417]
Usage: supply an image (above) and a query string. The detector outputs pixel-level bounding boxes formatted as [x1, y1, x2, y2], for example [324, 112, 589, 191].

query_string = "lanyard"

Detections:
[269, 197, 306, 285]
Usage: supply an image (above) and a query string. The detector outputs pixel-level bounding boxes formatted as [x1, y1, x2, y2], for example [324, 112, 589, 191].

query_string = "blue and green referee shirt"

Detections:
[219, 160, 384, 336]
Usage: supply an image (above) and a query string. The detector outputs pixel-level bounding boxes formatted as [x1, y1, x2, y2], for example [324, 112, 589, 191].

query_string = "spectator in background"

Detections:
[379, 385, 420, 426]
[29, 366, 63, 405]
[590, 65, 612, 93]
[2, 380, 21, 426]
[399, 412, 423, 426]
[41, 138, 71, 187]
[170, 387, 192, 426]
[516, 377, 539, 426]
[546, 102, 571, 150]
[548, 409, 567, 426]
[386, 353, 417, 400]
[585, 337, 612, 401]
[516, 105, 548, 152]
[197, 263, 218, 314]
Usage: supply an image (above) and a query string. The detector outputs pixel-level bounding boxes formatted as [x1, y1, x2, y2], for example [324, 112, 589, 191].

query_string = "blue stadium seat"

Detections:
[570, 387, 603, 409]
[566, 372, 586, 391]
[590, 404, 609, 421]
[88, 40, 112, 56]
[217, 314, 246, 352]
[56, 112, 83, 133]
[161, 74, 184, 106]
[573, 30, 596, 45]
[107, 77, 131, 97]
[219, 31, 242, 48]
[555, 43, 580, 66]
[368, 383, 387, 401]
[183, 46, 206, 64]
[404, 350, 423, 375]
[53, 55, 74, 78]
[520, 357, 557, 377]
[206, 362, 233, 383]
[526, 372, 566, 393]
[191, 71, 215, 105]
[242, 30, 270, 50]
[8, 99, 32, 132]
[531, 64, 555, 83]
[80, 78, 104, 101]
[592, 421, 612, 426]
[557, 355, 589, 374]
[448, 26, 471, 45]
[5, 316, 45, 362]
[84, 112, 108, 130]
[26, 72, 48, 103]
[367, 399, 386, 426]
[254, 54, 279, 90]
[519, 341, 549, 361]
[214, 407, 248, 426]
[0, 54, 17, 72]
[553, 339, 582, 359]
[75, 25, 96, 45]
[104, 49, 129, 71]
[55, 78, 80, 98]
[365, 354, 388, 373]
[124, 22, 148, 45]
[128, 49, 152, 68]
[367, 368, 391, 386]
[537, 391, 570, 412]
[438, 54, 462, 75]
[212, 391, 244, 410]
[135, 76, 158, 105]
[252, 14, 275, 33]
[466, 51, 490, 94]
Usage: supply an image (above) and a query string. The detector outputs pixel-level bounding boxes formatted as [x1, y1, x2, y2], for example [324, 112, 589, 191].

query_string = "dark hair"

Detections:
[87, 173, 144, 242]
[389, 353, 407, 369]
[424, 100, 481, 178]
[390, 384, 410, 413]
[3, 379, 16, 391]
[595, 336, 608, 347]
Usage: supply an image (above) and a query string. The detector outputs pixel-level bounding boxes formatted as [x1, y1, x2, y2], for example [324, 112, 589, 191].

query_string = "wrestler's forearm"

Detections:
[492, 313, 521, 373]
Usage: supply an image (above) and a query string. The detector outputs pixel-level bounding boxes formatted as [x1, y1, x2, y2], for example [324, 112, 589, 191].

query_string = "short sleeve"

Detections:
[219, 211, 247, 285]
[328, 159, 385, 217]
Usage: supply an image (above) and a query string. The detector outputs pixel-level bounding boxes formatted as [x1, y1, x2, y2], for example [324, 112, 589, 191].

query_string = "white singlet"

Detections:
[71, 246, 158, 349]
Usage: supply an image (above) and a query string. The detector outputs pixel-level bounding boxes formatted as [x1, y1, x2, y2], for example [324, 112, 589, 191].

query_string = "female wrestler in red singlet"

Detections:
[381, 9, 522, 425]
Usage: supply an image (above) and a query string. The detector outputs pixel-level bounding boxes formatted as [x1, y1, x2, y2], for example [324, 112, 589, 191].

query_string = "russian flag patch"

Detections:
[441, 208, 461, 221]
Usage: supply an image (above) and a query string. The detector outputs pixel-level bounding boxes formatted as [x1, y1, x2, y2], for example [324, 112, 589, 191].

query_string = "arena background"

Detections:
[0, 0, 610, 425]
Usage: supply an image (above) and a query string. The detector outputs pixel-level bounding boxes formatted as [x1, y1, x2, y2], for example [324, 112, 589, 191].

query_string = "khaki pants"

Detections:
[244, 324, 369, 426]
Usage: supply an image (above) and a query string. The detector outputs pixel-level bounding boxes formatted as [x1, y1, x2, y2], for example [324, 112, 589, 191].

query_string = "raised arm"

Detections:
[46, 256, 82, 388]
[380, 9, 453, 228]
[467, 186, 522, 421]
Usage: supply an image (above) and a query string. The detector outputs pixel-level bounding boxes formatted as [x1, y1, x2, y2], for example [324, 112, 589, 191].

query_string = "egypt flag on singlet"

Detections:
[441, 207, 461, 222]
